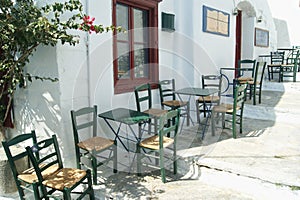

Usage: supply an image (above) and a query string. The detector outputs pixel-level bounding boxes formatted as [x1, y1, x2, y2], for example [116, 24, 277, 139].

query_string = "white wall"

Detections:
[159, 0, 236, 90]
[267, 0, 300, 46]
[274, 19, 291, 48]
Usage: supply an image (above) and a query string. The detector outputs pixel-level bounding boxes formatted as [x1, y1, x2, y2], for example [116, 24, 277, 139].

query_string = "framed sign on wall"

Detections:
[202, 5, 230, 37]
[254, 28, 269, 47]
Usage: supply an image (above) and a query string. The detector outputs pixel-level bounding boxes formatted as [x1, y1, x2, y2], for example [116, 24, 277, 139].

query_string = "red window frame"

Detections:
[112, 0, 161, 94]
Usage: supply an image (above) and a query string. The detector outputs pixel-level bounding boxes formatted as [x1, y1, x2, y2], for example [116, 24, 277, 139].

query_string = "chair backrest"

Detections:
[158, 109, 180, 142]
[237, 59, 256, 78]
[25, 135, 63, 196]
[1, 130, 38, 197]
[270, 51, 285, 64]
[159, 79, 176, 104]
[71, 105, 97, 142]
[286, 49, 300, 64]
[134, 83, 152, 112]
[293, 50, 300, 67]
[201, 75, 222, 97]
[233, 83, 248, 114]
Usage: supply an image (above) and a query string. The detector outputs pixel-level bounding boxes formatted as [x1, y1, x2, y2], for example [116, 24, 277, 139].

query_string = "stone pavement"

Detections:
[1, 79, 300, 200]
[93, 79, 300, 199]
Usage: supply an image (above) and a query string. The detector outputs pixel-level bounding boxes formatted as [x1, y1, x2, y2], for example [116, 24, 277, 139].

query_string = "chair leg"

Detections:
[136, 144, 141, 176]
[203, 102, 207, 117]
[196, 100, 200, 124]
[221, 113, 225, 128]
[211, 109, 216, 136]
[293, 66, 297, 82]
[16, 183, 26, 200]
[271, 68, 274, 80]
[248, 85, 252, 100]
[113, 141, 118, 173]
[63, 188, 72, 200]
[232, 112, 237, 139]
[159, 149, 166, 183]
[32, 182, 40, 200]
[154, 117, 158, 134]
[40, 183, 49, 199]
[147, 119, 152, 135]
[76, 149, 81, 169]
[239, 113, 243, 134]
[173, 143, 177, 175]
[259, 87, 262, 104]
[87, 170, 95, 200]
[91, 155, 97, 185]
[186, 102, 190, 126]
[267, 66, 271, 81]
[253, 85, 256, 105]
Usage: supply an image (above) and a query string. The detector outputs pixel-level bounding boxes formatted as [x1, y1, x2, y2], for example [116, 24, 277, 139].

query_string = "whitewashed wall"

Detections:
[12, 0, 281, 167]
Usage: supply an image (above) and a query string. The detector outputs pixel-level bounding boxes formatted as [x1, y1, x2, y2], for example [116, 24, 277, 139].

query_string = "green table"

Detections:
[98, 108, 150, 152]
[176, 87, 219, 97]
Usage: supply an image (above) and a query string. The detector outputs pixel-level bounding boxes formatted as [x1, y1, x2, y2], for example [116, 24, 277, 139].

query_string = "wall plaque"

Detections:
[203, 5, 230, 37]
[254, 28, 269, 47]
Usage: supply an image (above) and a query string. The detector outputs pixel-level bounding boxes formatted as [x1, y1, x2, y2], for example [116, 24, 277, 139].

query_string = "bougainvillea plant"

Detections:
[0, 0, 121, 139]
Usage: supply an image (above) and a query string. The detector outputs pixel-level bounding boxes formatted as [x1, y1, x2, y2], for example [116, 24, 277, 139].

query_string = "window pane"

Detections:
[117, 42, 130, 79]
[117, 4, 129, 41]
[134, 44, 149, 78]
[134, 8, 148, 43]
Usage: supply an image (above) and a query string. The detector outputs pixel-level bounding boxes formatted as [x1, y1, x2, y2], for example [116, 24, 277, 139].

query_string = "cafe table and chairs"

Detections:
[175, 87, 219, 139]
[98, 108, 151, 172]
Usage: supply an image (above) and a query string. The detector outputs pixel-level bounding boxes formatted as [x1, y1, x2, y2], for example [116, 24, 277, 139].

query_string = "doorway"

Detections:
[235, 10, 242, 77]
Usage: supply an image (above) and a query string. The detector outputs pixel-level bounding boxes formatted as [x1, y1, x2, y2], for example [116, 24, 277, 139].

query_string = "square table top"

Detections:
[175, 87, 219, 96]
[98, 108, 150, 125]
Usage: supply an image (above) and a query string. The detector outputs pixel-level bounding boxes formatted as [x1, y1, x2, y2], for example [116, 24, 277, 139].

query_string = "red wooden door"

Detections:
[235, 10, 242, 77]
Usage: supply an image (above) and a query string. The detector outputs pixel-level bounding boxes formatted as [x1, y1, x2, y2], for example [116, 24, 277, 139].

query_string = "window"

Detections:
[113, 0, 161, 94]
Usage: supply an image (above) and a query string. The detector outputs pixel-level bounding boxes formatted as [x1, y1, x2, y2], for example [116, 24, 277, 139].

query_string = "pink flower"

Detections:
[79, 15, 98, 34]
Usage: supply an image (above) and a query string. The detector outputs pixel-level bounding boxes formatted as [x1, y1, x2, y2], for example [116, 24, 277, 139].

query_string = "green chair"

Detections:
[134, 83, 168, 135]
[211, 83, 248, 138]
[25, 135, 95, 200]
[267, 51, 285, 81]
[159, 79, 190, 126]
[196, 75, 222, 122]
[280, 50, 300, 82]
[286, 48, 299, 65]
[239, 62, 267, 105]
[71, 105, 117, 185]
[137, 109, 180, 183]
[1, 130, 40, 200]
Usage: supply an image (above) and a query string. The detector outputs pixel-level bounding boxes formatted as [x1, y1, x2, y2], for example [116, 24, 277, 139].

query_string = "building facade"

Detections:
[13, 0, 284, 165]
